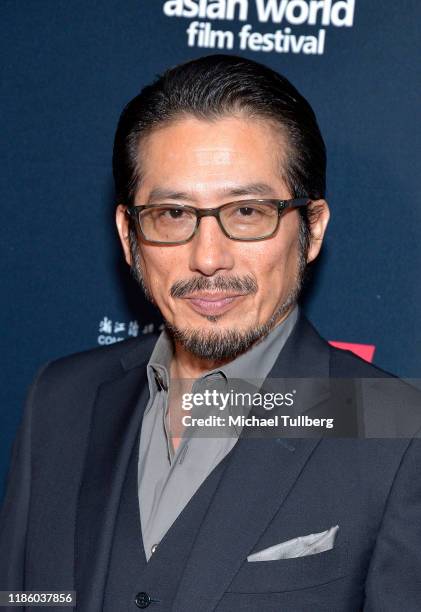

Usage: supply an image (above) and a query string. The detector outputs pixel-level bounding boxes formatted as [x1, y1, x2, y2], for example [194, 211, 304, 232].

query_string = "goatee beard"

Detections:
[163, 263, 304, 362]
[164, 295, 297, 362]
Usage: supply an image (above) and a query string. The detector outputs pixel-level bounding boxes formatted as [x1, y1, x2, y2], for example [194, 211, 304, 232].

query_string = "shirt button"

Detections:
[151, 543, 158, 554]
[135, 592, 151, 608]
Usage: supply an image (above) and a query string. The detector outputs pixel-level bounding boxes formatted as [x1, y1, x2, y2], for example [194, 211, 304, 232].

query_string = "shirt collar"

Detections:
[147, 329, 173, 395]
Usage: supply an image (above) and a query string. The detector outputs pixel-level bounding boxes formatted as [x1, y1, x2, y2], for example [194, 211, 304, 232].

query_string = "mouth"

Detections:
[182, 292, 247, 316]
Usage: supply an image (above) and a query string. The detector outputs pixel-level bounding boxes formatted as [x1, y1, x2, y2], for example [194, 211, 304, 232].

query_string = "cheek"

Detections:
[140, 247, 184, 295]
[250, 237, 298, 285]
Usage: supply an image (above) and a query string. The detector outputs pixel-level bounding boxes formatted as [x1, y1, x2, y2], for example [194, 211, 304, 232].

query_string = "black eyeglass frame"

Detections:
[125, 197, 310, 245]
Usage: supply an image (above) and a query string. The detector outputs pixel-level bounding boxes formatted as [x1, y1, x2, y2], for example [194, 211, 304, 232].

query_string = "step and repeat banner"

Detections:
[1, 0, 420, 497]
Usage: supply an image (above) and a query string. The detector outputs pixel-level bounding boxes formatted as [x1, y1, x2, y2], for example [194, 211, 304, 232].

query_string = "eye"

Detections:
[161, 208, 185, 219]
[152, 206, 189, 221]
[237, 206, 257, 216]
[232, 203, 269, 218]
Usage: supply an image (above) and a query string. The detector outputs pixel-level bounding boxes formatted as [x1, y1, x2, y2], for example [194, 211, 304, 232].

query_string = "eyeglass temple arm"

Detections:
[282, 198, 310, 208]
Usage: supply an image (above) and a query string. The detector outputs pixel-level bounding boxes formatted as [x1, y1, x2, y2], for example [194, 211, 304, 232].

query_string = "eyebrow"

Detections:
[146, 182, 277, 203]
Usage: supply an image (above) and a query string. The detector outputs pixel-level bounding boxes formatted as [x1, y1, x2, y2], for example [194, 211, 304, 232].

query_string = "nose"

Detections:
[188, 216, 235, 276]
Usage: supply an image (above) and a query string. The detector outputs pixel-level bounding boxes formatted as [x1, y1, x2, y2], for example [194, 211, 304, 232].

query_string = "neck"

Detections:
[170, 342, 230, 380]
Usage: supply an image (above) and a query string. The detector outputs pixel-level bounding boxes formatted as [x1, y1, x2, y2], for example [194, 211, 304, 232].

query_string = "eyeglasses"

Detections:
[125, 198, 309, 245]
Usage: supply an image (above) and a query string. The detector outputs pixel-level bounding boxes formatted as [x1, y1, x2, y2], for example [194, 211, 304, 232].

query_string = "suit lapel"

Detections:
[268, 313, 331, 379]
[173, 314, 330, 611]
[173, 437, 321, 612]
[262, 313, 332, 416]
[75, 363, 149, 612]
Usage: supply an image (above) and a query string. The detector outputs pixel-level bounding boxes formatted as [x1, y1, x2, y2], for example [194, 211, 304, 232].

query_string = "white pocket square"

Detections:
[247, 525, 339, 562]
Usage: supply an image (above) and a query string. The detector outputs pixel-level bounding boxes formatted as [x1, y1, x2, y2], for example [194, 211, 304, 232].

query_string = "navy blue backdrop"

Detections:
[1, 0, 420, 499]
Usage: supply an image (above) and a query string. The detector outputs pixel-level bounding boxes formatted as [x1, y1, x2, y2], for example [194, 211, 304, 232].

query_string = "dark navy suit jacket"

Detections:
[1, 314, 421, 611]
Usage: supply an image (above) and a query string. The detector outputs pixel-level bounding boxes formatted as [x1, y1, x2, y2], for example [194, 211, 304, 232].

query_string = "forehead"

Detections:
[135, 115, 290, 201]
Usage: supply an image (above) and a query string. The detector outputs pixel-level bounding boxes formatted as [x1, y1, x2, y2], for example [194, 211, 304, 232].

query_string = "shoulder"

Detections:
[33, 333, 159, 392]
[298, 315, 421, 431]
[328, 343, 393, 378]
[22, 334, 160, 435]
[326, 337, 421, 437]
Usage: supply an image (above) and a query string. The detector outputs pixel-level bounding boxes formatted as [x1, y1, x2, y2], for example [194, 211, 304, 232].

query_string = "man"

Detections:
[1, 55, 420, 611]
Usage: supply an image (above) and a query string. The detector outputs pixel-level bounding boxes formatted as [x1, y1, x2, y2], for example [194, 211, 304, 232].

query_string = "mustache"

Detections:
[170, 274, 258, 298]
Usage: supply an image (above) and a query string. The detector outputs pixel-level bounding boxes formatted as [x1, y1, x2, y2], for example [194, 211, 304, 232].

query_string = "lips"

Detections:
[183, 293, 246, 316]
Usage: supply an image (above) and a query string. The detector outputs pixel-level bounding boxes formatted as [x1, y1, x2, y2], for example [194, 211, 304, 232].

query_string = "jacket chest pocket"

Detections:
[227, 543, 351, 593]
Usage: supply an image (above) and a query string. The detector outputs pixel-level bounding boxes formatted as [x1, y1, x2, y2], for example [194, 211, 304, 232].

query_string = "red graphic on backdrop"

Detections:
[329, 341, 376, 363]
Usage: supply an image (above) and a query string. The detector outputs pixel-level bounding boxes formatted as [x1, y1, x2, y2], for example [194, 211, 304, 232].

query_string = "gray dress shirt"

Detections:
[138, 306, 298, 560]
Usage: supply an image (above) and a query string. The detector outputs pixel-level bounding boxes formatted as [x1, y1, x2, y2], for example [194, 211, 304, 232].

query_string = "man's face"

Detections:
[116, 115, 328, 361]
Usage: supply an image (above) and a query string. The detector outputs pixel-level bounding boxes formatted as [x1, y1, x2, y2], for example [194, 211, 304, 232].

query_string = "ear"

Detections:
[306, 199, 330, 264]
[115, 204, 133, 266]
